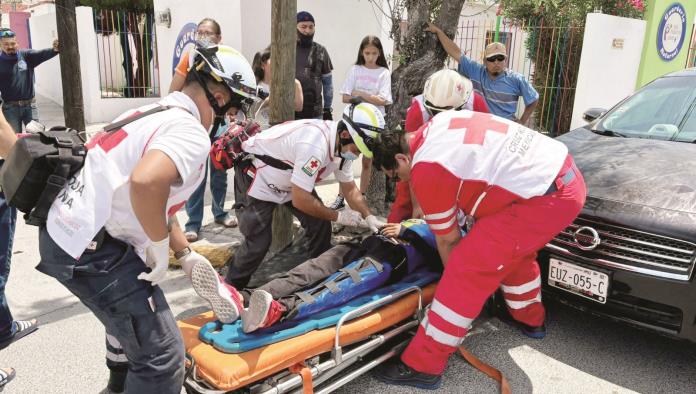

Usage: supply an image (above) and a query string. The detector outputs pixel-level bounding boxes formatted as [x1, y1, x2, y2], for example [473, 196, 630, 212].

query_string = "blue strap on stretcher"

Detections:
[199, 270, 440, 354]
[292, 256, 395, 320]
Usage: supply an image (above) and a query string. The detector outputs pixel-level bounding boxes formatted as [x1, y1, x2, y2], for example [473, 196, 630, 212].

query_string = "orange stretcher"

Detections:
[180, 284, 436, 393]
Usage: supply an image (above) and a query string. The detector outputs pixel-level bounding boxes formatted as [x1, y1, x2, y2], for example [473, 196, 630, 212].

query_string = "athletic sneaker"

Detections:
[241, 290, 286, 333]
[328, 195, 345, 210]
[190, 259, 244, 324]
[372, 358, 442, 390]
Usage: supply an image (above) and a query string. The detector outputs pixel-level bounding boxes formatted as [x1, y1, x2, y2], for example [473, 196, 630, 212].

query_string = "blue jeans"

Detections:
[184, 160, 228, 233]
[2, 102, 38, 133]
[0, 177, 17, 339]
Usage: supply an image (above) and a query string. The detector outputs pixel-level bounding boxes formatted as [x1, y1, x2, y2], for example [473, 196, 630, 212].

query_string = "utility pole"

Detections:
[55, 0, 85, 131]
[269, 0, 297, 252]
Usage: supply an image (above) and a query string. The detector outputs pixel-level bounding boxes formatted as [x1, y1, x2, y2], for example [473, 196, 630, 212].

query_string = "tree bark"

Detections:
[365, 0, 466, 217]
[55, 0, 86, 131]
[269, 0, 297, 253]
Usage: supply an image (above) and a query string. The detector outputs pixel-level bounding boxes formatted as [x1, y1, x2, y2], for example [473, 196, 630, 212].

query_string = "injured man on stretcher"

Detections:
[219, 219, 442, 334]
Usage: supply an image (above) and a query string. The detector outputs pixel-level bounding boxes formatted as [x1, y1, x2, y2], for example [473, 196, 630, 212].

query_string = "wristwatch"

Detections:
[174, 246, 192, 260]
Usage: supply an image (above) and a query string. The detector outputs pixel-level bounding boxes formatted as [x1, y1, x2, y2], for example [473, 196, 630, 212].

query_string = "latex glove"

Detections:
[336, 209, 363, 227]
[138, 237, 170, 285]
[365, 215, 386, 233]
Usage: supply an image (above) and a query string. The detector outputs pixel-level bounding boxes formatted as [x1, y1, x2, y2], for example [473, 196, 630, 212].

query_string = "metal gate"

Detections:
[93, 8, 160, 98]
[453, 16, 582, 136]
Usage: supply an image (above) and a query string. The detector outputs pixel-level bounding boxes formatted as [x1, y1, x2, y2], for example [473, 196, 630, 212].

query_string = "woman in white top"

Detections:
[330, 35, 392, 210]
[251, 46, 303, 129]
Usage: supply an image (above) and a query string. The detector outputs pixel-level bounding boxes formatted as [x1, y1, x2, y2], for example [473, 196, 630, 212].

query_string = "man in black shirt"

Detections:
[295, 11, 334, 120]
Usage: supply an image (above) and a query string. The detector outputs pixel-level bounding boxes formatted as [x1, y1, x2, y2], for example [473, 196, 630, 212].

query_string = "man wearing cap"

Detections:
[0, 28, 60, 132]
[295, 11, 335, 121]
[425, 23, 538, 126]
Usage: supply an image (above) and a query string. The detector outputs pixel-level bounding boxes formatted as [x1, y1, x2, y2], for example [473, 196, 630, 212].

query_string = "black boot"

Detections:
[106, 367, 127, 393]
[372, 358, 442, 390]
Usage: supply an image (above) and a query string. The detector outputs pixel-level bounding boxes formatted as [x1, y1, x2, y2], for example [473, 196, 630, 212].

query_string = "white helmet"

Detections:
[341, 103, 385, 159]
[423, 69, 473, 114]
[191, 45, 258, 113]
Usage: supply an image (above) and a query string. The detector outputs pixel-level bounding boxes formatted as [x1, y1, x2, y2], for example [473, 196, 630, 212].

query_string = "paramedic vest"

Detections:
[412, 110, 568, 201]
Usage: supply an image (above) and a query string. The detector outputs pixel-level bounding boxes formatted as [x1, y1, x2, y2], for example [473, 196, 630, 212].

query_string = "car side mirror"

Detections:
[583, 108, 607, 123]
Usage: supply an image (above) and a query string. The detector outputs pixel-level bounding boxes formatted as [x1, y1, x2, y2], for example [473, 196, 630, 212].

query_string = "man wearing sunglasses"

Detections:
[210, 102, 386, 295]
[425, 23, 538, 126]
[0, 28, 60, 132]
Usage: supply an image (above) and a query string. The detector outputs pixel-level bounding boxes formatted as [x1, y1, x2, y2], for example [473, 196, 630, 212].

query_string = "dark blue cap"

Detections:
[297, 11, 315, 24]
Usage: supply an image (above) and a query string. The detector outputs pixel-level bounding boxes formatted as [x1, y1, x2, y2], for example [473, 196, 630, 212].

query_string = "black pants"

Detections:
[37, 229, 185, 394]
[225, 163, 333, 288]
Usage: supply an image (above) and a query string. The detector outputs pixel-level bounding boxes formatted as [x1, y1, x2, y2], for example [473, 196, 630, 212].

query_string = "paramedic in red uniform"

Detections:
[388, 69, 488, 223]
[371, 110, 586, 389]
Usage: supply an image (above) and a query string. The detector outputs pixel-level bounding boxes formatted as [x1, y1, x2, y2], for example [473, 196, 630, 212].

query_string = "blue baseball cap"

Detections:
[297, 11, 315, 24]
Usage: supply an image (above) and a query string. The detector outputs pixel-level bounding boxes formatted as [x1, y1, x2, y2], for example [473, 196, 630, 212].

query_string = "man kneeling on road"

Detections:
[370, 109, 586, 389]
[0, 46, 258, 394]
[198, 102, 387, 325]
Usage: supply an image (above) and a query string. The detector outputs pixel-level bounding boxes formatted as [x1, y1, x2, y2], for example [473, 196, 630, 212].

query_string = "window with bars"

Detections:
[93, 8, 160, 98]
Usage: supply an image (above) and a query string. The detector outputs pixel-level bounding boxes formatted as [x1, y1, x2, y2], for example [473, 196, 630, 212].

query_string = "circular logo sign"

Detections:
[172, 22, 197, 73]
[657, 3, 687, 61]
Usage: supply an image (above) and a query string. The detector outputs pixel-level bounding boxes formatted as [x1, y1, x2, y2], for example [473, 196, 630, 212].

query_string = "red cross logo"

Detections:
[310, 159, 319, 169]
[449, 113, 509, 145]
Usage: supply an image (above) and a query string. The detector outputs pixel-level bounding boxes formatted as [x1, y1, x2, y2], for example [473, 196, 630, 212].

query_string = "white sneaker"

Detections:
[190, 259, 244, 324]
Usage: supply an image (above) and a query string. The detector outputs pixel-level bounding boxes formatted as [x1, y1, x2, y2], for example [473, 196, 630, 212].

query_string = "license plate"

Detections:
[548, 258, 610, 304]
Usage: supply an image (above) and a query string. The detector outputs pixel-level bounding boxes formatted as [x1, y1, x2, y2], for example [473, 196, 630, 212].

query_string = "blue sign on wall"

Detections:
[657, 2, 687, 61]
[172, 23, 197, 73]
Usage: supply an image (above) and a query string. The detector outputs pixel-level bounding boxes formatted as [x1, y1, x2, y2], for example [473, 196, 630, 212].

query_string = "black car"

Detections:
[538, 68, 696, 342]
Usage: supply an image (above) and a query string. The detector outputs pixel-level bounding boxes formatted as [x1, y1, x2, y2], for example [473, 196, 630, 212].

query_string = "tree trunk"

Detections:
[55, 0, 86, 131]
[268, 0, 297, 253]
[365, 0, 466, 217]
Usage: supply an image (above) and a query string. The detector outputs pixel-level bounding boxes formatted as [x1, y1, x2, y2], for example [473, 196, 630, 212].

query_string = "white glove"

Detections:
[336, 209, 364, 227]
[365, 215, 386, 233]
[138, 236, 170, 285]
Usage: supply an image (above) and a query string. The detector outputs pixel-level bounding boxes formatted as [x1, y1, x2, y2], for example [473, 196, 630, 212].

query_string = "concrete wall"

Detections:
[153, 0, 243, 93]
[151, 0, 393, 115]
[636, 0, 696, 87]
[570, 13, 646, 130]
[28, 11, 62, 106]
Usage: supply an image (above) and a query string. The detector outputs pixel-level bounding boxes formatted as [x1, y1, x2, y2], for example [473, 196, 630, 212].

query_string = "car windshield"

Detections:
[597, 75, 696, 142]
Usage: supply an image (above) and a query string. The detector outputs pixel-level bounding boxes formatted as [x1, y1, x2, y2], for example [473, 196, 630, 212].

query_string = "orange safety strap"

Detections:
[458, 346, 511, 394]
[289, 362, 314, 394]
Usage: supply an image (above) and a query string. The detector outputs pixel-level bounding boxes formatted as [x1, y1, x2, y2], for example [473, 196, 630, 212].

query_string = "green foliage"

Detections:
[502, 0, 645, 26]
[78, 0, 153, 11]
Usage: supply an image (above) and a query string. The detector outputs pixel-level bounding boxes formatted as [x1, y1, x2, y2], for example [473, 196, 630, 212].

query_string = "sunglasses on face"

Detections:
[0, 31, 16, 38]
[486, 55, 506, 63]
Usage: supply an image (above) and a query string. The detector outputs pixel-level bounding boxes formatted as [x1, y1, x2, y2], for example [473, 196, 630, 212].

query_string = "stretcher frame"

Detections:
[183, 285, 427, 394]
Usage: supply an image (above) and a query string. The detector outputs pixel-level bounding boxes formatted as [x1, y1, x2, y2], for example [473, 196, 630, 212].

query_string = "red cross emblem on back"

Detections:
[310, 159, 319, 169]
[448, 113, 509, 145]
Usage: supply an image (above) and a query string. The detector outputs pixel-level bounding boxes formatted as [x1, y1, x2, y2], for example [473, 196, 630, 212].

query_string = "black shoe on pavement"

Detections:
[499, 314, 547, 339]
[372, 358, 442, 390]
[106, 367, 127, 393]
[328, 195, 345, 210]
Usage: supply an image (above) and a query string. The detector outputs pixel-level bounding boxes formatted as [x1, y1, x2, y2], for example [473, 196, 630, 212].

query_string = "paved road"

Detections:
[4, 97, 696, 393]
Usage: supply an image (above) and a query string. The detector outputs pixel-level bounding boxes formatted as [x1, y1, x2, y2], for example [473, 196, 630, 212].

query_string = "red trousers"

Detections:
[401, 158, 586, 375]
[387, 180, 413, 223]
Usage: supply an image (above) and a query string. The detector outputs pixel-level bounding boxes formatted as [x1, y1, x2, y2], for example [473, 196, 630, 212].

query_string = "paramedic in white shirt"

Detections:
[30, 46, 257, 394]
[221, 102, 387, 290]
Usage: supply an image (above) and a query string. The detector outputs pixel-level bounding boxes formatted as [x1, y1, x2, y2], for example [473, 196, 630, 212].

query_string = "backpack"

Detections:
[210, 120, 292, 172]
[0, 106, 170, 226]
